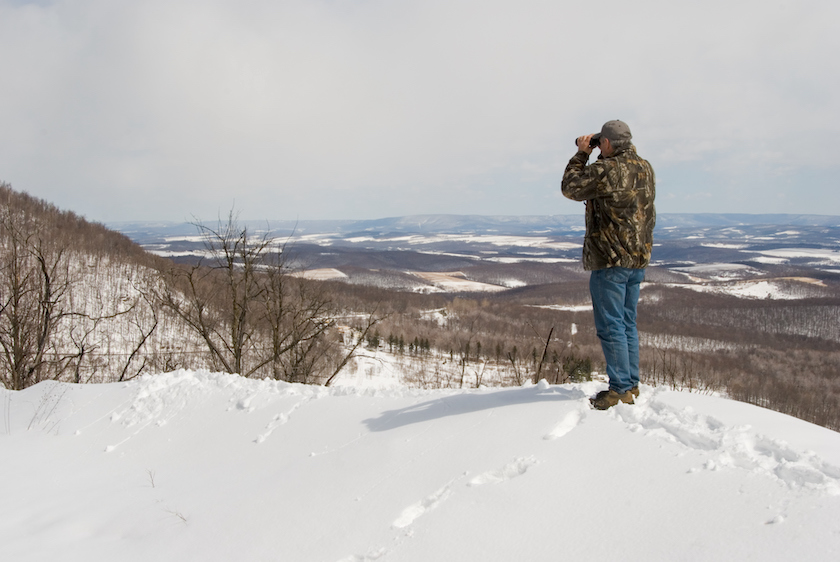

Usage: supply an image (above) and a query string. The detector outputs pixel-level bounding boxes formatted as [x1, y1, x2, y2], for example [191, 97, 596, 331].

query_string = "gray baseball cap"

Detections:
[592, 120, 632, 143]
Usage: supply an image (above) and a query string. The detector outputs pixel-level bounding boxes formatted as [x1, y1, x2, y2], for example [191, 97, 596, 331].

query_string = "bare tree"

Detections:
[158, 211, 272, 376]
[156, 210, 383, 384]
[0, 208, 72, 389]
[118, 303, 159, 382]
[266, 274, 335, 383]
[324, 308, 383, 387]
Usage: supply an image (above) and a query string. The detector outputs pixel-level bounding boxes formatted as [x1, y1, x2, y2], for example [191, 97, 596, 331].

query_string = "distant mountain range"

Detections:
[110, 213, 840, 243]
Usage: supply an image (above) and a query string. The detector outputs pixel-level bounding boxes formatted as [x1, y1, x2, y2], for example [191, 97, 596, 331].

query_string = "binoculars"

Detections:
[574, 135, 601, 148]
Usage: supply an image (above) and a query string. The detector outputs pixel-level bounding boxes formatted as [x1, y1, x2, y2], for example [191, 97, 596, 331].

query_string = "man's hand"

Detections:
[576, 134, 594, 155]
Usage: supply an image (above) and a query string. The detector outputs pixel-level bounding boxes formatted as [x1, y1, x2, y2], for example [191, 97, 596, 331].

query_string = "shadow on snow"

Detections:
[363, 385, 585, 432]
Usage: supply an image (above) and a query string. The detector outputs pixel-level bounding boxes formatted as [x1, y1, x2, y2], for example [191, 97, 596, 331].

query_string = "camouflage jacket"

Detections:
[561, 145, 656, 271]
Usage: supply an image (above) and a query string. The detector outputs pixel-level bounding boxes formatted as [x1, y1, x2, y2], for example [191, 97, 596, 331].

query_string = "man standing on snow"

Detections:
[561, 120, 656, 410]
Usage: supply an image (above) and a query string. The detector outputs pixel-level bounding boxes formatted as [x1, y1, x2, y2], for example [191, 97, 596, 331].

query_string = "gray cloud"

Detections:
[1, 0, 838, 222]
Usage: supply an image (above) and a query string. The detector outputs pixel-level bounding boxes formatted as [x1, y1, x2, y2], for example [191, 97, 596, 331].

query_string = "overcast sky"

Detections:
[1, 0, 838, 223]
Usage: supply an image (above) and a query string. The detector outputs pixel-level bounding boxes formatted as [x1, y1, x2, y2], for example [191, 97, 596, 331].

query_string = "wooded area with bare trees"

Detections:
[0, 183, 379, 387]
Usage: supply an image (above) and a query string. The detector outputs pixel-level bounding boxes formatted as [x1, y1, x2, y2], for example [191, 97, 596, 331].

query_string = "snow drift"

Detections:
[2, 371, 840, 561]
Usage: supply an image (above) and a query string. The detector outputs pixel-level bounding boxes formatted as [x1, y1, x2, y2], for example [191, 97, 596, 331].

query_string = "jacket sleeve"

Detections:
[561, 151, 612, 202]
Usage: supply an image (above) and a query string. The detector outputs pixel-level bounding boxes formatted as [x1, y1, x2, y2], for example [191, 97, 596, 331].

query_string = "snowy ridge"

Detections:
[3, 371, 840, 561]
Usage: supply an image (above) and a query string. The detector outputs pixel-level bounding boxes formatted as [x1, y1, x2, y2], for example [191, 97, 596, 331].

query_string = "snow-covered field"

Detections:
[657, 277, 828, 300]
[411, 271, 507, 293]
[533, 303, 593, 312]
[3, 370, 840, 562]
[750, 247, 840, 264]
[296, 233, 582, 251]
[291, 268, 349, 281]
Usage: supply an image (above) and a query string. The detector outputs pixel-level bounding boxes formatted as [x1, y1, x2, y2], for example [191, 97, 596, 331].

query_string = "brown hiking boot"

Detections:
[590, 389, 635, 410]
[630, 386, 640, 398]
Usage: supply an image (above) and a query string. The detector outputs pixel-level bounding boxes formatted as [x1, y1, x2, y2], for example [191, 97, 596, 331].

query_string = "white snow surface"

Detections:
[3, 370, 840, 561]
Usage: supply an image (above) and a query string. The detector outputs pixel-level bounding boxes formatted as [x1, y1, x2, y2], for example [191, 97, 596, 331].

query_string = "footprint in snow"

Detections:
[254, 413, 290, 444]
[253, 397, 312, 444]
[392, 483, 454, 529]
[545, 408, 585, 440]
[614, 396, 840, 495]
[468, 456, 538, 486]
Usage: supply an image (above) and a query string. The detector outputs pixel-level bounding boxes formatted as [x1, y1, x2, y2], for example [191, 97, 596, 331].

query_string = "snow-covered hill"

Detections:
[3, 371, 839, 561]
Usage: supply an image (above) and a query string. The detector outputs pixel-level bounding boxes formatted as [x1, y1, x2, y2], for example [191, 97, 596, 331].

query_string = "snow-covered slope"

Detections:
[3, 371, 840, 561]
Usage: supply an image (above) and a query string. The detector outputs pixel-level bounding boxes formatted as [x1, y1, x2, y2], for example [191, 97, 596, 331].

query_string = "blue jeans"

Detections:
[589, 267, 645, 394]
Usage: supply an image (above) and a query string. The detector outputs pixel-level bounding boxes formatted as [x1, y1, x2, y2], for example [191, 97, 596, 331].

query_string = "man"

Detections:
[561, 120, 656, 410]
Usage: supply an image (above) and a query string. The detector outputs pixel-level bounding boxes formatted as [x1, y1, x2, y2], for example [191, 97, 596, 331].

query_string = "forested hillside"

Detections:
[0, 183, 170, 387]
[0, 183, 375, 388]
